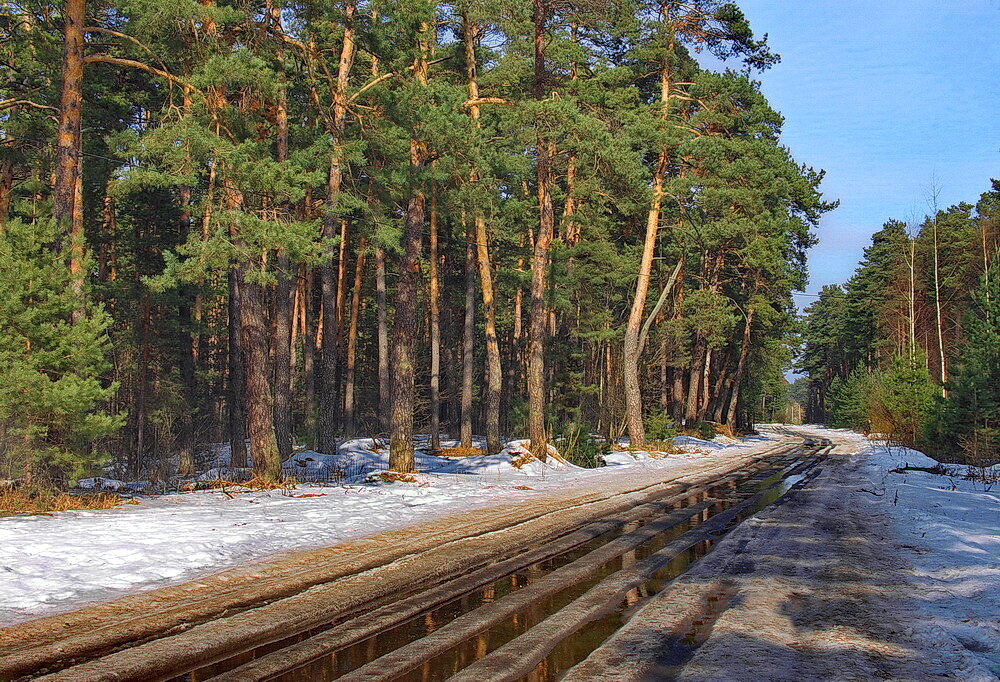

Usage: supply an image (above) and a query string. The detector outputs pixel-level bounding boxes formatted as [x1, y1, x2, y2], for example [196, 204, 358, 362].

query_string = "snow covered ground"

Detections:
[792, 426, 999, 677]
[0, 432, 767, 626]
[857, 433, 1000, 676]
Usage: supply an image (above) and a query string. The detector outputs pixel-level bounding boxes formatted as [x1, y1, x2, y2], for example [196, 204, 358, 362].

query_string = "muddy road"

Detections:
[1, 429, 827, 682]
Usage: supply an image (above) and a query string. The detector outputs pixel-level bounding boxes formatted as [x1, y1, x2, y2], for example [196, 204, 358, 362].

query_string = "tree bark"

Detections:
[428, 191, 442, 450]
[303, 268, 318, 444]
[55, 0, 86, 300]
[623, 26, 674, 449]
[460, 228, 476, 447]
[318, 173, 340, 453]
[228, 273, 248, 468]
[685, 337, 706, 424]
[463, 14, 503, 453]
[527, 0, 552, 461]
[375, 245, 390, 431]
[0, 158, 13, 222]
[725, 308, 755, 426]
[239, 271, 281, 482]
[389, 142, 426, 473]
[177, 184, 197, 476]
[274, 252, 294, 459]
[272, 70, 293, 460]
[317, 0, 356, 452]
[343, 237, 367, 436]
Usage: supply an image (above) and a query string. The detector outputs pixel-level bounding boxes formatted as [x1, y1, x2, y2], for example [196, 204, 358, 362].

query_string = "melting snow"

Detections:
[0, 433, 759, 625]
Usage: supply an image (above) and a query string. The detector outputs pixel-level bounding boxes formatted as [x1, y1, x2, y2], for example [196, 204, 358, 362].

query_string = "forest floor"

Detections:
[0, 430, 773, 626]
[567, 426, 1000, 681]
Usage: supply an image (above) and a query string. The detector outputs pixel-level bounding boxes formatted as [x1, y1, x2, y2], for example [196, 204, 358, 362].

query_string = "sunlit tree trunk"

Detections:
[55, 0, 86, 305]
[375, 245, 390, 431]
[527, 0, 552, 461]
[428, 190, 442, 450]
[462, 14, 503, 452]
[623, 25, 674, 448]
[318, 0, 356, 452]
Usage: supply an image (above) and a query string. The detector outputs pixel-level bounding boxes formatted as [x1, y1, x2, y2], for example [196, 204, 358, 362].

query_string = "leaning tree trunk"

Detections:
[623, 32, 674, 449]
[622, 154, 667, 450]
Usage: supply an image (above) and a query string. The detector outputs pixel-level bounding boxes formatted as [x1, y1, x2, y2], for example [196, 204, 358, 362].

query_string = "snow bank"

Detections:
[862, 439, 1000, 675]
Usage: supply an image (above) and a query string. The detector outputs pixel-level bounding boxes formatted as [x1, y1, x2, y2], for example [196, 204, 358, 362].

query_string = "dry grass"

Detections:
[374, 471, 419, 484]
[612, 439, 685, 456]
[645, 439, 685, 455]
[438, 445, 486, 458]
[0, 489, 124, 515]
[714, 422, 736, 439]
[510, 451, 537, 469]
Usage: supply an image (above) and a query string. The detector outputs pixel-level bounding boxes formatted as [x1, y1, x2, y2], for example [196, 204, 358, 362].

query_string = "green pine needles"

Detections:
[0, 219, 122, 486]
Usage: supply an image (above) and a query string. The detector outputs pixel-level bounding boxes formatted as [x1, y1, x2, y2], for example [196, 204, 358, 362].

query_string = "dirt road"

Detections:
[1, 431, 808, 681]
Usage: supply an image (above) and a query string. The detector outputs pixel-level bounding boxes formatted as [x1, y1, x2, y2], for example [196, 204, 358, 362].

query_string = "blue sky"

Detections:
[712, 0, 999, 303]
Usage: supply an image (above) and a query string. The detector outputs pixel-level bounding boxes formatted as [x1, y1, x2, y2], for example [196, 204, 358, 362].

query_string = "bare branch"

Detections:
[0, 98, 58, 113]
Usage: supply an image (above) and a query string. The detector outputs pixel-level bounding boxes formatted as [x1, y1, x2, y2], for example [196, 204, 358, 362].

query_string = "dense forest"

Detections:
[0, 0, 834, 487]
[800, 180, 999, 465]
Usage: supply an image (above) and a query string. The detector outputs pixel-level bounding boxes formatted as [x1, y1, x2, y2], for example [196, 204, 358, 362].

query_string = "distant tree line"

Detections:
[799, 181, 1000, 464]
[0, 0, 832, 486]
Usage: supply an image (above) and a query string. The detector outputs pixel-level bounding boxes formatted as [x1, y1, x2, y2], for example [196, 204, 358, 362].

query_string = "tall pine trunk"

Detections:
[343, 238, 367, 436]
[624, 28, 675, 448]
[389, 142, 426, 473]
[303, 268, 318, 444]
[228, 273, 248, 468]
[388, 26, 430, 472]
[55, 0, 86, 304]
[272, 70, 293, 460]
[460, 229, 476, 447]
[527, 0, 552, 461]
[463, 15, 503, 453]
[239, 272, 281, 482]
[375, 245, 390, 431]
[317, 0, 356, 452]
[428, 191, 442, 450]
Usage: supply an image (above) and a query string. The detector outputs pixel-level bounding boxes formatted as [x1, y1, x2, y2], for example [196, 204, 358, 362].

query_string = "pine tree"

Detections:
[936, 274, 1000, 464]
[0, 219, 121, 485]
